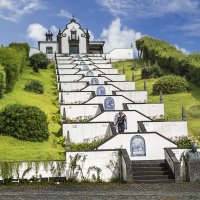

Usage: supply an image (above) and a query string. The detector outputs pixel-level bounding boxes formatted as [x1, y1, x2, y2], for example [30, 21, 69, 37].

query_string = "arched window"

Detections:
[96, 86, 106, 95]
[83, 66, 89, 71]
[104, 97, 115, 110]
[91, 78, 99, 85]
[86, 70, 94, 76]
[80, 61, 86, 65]
[130, 135, 146, 157]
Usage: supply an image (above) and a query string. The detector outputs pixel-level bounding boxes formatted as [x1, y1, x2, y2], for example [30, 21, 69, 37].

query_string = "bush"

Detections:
[141, 65, 163, 79]
[188, 105, 200, 118]
[0, 72, 4, 98]
[171, 136, 194, 148]
[24, 80, 44, 94]
[70, 137, 106, 150]
[0, 104, 49, 142]
[152, 75, 189, 95]
[30, 53, 49, 72]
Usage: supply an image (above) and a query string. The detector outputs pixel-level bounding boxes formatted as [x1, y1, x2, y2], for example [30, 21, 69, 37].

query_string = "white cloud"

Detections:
[0, 0, 45, 22]
[97, 0, 200, 18]
[99, 18, 142, 54]
[174, 44, 190, 55]
[27, 23, 47, 41]
[57, 9, 73, 19]
[27, 23, 59, 43]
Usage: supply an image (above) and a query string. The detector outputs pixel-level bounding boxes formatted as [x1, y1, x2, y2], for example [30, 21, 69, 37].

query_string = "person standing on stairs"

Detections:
[114, 111, 127, 133]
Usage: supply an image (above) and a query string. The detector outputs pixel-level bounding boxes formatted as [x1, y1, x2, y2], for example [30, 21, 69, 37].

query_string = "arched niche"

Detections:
[96, 86, 106, 95]
[83, 65, 89, 71]
[130, 135, 146, 157]
[91, 78, 99, 85]
[104, 97, 115, 110]
[86, 70, 94, 76]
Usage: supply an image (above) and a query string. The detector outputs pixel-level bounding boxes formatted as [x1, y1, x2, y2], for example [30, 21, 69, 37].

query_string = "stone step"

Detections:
[131, 179, 175, 184]
[131, 160, 166, 164]
[132, 170, 170, 176]
[132, 167, 168, 171]
[132, 175, 174, 180]
[132, 163, 166, 168]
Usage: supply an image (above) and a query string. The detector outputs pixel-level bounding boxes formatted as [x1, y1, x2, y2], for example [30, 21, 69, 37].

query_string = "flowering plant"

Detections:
[170, 136, 195, 148]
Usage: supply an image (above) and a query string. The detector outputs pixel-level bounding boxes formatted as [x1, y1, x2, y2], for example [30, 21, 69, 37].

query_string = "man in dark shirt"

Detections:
[115, 111, 127, 133]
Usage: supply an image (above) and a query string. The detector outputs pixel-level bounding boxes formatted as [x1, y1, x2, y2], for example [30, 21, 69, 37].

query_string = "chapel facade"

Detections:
[38, 17, 105, 55]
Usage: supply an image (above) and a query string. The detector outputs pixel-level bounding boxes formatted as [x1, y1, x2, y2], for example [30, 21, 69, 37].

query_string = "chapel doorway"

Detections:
[69, 45, 79, 54]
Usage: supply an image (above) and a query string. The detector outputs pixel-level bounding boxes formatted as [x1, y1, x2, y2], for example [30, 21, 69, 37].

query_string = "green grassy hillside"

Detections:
[113, 59, 200, 143]
[0, 66, 65, 161]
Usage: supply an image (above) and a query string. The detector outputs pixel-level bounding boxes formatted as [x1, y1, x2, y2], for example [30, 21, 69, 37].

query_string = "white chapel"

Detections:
[38, 17, 105, 55]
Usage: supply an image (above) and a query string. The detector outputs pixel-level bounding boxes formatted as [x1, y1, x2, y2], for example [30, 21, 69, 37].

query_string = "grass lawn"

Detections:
[113, 59, 200, 143]
[0, 66, 65, 161]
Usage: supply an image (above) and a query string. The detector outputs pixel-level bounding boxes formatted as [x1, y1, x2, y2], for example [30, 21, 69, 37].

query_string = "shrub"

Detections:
[48, 63, 55, 69]
[24, 80, 44, 94]
[171, 136, 194, 148]
[30, 53, 49, 72]
[152, 75, 189, 95]
[0, 72, 4, 98]
[188, 105, 200, 118]
[0, 104, 49, 142]
[141, 65, 163, 79]
[70, 137, 106, 150]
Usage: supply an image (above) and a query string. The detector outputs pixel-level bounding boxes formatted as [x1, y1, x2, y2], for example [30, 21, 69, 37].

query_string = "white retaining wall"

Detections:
[63, 123, 113, 143]
[86, 96, 132, 110]
[58, 82, 88, 91]
[58, 74, 83, 82]
[60, 104, 102, 119]
[91, 111, 151, 132]
[102, 74, 126, 81]
[74, 65, 98, 70]
[59, 92, 93, 104]
[94, 64, 112, 68]
[127, 103, 164, 119]
[82, 85, 120, 95]
[0, 161, 66, 181]
[66, 151, 120, 182]
[99, 69, 118, 74]
[98, 133, 177, 160]
[76, 70, 104, 76]
[80, 77, 111, 84]
[105, 48, 133, 61]
[116, 91, 147, 103]
[143, 121, 188, 138]
[57, 64, 77, 69]
[107, 82, 135, 90]
[58, 69, 79, 74]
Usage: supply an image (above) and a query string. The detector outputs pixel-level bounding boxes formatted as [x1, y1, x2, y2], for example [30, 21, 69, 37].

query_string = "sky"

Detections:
[0, 0, 200, 54]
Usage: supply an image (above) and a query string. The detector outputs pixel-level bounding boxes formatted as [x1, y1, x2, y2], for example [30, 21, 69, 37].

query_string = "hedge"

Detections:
[24, 80, 44, 94]
[136, 36, 200, 87]
[0, 104, 49, 142]
[152, 75, 189, 95]
[9, 43, 30, 73]
[0, 44, 29, 96]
